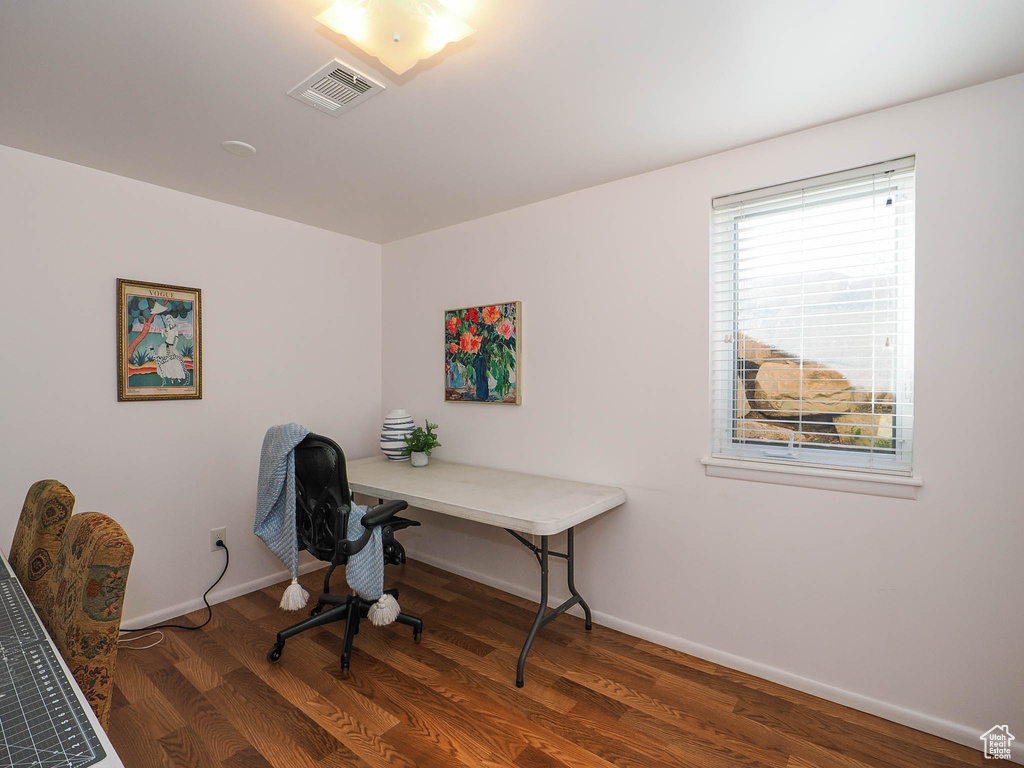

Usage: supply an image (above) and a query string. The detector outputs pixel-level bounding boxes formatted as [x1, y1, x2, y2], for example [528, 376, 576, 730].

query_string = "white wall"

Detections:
[381, 73, 1024, 752]
[0, 145, 383, 625]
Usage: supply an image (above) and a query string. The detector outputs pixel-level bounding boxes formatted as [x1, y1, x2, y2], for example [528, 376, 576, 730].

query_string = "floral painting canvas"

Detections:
[445, 302, 520, 404]
[117, 278, 202, 401]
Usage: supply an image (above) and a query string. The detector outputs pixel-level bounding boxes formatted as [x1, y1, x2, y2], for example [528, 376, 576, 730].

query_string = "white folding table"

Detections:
[346, 456, 626, 686]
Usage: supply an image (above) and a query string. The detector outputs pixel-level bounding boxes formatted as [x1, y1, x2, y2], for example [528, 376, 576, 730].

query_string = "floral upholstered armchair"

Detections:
[9, 479, 75, 608]
[41, 512, 134, 730]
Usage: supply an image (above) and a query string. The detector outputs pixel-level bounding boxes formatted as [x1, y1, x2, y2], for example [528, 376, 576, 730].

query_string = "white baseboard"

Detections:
[121, 560, 325, 631]
[406, 548, 1008, 764]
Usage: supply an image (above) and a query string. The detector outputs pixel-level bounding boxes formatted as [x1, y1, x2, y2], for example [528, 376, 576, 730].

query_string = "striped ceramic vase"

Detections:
[380, 409, 415, 461]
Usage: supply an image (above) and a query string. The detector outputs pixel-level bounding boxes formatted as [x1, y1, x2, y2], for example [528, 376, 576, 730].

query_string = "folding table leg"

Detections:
[517, 535, 549, 687]
[510, 526, 593, 687]
[566, 526, 592, 630]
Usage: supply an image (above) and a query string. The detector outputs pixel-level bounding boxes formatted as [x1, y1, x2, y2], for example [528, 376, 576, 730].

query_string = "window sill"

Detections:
[701, 456, 922, 499]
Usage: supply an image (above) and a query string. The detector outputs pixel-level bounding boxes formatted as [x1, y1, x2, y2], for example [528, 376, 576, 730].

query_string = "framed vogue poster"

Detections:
[117, 278, 202, 401]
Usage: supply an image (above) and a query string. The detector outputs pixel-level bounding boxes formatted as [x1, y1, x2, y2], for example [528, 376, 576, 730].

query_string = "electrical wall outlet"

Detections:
[209, 527, 226, 552]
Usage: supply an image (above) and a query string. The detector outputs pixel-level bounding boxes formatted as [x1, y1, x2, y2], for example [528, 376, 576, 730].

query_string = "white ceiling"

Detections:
[3, 1, 1024, 244]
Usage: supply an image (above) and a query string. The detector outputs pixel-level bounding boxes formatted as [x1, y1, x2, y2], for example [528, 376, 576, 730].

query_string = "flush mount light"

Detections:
[222, 140, 257, 157]
[315, 0, 475, 76]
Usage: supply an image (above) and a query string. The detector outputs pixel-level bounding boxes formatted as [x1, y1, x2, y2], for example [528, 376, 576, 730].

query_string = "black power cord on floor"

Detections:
[120, 539, 230, 635]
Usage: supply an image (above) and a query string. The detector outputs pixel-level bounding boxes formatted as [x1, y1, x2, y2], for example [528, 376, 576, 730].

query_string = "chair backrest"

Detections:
[294, 433, 352, 563]
[41, 512, 134, 731]
[9, 479, 75, 609]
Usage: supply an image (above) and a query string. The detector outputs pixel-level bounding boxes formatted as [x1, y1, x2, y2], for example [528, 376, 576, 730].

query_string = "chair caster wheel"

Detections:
[340, 667, 350, 679]
[310, 604, 323, 617]
[267, 644, 283, 663]
[414, 630, 422, 644]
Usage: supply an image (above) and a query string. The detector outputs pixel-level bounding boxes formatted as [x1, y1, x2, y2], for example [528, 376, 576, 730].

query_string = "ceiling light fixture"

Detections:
[315, 0, 475, 76]
[222, 140, 256, 156]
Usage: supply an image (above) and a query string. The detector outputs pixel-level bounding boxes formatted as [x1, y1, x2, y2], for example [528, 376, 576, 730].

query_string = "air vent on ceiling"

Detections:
[287, 59, 385, 117]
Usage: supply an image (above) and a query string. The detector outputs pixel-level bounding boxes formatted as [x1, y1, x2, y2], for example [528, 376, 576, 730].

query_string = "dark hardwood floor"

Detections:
[108, 559, 985, 767]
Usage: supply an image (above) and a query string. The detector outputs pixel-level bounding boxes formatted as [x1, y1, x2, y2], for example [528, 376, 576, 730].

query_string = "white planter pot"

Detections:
[410, 451, 428, 467]
[380, 409, 414, 461]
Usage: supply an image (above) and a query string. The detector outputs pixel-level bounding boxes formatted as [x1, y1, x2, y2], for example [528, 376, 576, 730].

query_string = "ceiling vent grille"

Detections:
[288, 59, 385, 117]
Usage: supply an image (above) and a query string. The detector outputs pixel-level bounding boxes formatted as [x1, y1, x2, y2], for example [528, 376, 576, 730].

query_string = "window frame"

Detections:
[709, 158, 916, 480]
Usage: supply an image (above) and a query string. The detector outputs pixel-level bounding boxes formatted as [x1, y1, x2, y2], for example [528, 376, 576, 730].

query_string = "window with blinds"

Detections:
[710, 157, 915, 475]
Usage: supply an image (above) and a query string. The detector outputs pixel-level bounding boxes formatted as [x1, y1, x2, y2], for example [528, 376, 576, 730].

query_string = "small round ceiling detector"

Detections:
[222, 140, 257, 157]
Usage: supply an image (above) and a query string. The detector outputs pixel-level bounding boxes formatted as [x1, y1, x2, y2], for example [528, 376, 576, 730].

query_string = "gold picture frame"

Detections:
[117, 278, 202, 401]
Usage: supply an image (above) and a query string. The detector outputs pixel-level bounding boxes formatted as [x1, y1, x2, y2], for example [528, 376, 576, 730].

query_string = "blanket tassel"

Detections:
[368, 593, 401, 626]
[280, 578, 309, 611]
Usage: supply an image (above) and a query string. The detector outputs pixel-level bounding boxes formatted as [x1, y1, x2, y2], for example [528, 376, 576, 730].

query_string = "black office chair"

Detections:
[266, 433, 423, 677]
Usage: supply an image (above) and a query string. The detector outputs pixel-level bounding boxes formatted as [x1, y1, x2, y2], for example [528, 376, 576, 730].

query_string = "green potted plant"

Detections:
[403, 420, 441, 467]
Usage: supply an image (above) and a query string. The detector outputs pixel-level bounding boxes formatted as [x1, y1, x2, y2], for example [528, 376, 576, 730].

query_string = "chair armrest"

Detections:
[362, 499, 409, 528]
[388, 516, 420, 532]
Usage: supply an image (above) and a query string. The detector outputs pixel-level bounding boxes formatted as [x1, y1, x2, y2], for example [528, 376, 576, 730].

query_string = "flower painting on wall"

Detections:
[445, 302, 520, 404]
[117, 278, 202, 401]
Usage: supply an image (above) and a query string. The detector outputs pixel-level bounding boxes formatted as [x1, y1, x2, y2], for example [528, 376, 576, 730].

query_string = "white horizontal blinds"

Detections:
[710, 158, 915, 474]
